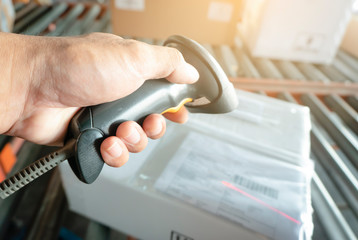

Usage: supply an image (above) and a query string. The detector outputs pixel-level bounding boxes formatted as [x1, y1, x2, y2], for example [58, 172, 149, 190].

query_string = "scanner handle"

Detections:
[67, 79, 193, 183]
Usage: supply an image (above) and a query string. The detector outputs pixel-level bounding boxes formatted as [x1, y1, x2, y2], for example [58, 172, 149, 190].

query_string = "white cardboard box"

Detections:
[238, 0, 354, 64]
[60, 90, 313, 240]
[341, 15, 358, 58]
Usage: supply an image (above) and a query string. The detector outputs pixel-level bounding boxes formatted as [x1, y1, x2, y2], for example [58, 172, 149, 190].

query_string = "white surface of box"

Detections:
[60, 90, 313, 240]
[239, 0, 354, 64]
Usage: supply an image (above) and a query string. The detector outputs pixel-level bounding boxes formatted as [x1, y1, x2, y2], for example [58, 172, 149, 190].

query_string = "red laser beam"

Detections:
[222, 181, 301, 225]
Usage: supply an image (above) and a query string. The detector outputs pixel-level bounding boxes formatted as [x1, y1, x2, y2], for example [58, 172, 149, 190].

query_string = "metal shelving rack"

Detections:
[0, 3, 357, 240]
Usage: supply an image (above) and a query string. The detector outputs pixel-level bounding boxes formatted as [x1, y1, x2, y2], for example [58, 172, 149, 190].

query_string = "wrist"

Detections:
[0, 33, 43, 135]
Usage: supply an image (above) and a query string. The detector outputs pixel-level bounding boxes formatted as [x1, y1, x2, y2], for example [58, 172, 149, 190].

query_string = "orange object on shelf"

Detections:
[0, 138, 25, 181]
[0, 143, 17, 174]
[0, 165, 5, 182]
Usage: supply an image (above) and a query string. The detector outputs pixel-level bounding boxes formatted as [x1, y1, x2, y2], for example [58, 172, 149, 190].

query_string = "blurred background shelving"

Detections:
[0, 2, 357, 240]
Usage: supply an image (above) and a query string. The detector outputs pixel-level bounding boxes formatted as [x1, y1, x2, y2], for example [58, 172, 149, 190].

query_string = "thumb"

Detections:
[137, 43, 200, 84]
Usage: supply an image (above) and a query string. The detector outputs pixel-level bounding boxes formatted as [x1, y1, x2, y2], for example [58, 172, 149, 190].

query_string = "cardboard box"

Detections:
[341, 15, 358, 58]
[238, 0, 354, 64]
[60, 90, 313, 240]
[111, 0, 243, 45]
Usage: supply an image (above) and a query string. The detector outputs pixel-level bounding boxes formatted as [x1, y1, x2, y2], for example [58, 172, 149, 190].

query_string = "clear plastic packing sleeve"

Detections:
[154, 132, 314, 240]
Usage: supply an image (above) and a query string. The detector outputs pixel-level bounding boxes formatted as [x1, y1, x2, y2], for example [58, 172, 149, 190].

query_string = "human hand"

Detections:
[0, 32, 199, 167]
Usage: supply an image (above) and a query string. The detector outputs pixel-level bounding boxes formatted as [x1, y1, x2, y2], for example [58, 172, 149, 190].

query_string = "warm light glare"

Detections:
[222, 181, 301, 225]
[354, 0, 358, 13]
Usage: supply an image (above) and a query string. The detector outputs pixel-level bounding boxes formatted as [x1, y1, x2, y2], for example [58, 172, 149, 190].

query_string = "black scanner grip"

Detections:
[67, 79, 192, 183]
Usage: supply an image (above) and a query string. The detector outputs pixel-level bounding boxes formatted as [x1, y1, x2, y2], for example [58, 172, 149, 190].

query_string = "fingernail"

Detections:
[149, 121, 163, 137]
[185, 63, 200, 82]
[123, 126, 141, 145]
[106, 141, 122, 158]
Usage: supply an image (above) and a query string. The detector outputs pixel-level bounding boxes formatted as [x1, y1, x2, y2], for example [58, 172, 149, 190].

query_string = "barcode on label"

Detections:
[234, 175, 279, 199]
[171, 231, 194, 240]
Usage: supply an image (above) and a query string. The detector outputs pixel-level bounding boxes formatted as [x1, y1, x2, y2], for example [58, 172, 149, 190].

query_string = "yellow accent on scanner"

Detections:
[161, 98, 193, 114]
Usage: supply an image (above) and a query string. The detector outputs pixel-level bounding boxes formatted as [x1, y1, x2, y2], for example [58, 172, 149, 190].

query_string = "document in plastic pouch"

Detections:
[155, 132, 313, 240]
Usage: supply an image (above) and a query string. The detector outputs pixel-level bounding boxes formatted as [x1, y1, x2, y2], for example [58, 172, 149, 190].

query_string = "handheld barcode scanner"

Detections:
[0, 35, 238, 199]
[68, 35, 238, 183]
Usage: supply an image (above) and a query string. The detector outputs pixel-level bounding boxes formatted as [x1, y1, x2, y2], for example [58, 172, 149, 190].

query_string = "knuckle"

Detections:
[121, 40, 151, 77]
[168, 48, 184, 69]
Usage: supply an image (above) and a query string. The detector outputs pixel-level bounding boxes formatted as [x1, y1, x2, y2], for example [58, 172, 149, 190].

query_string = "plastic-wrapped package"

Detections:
[60, 90, 313, 240]
[155, 132, 314, 240]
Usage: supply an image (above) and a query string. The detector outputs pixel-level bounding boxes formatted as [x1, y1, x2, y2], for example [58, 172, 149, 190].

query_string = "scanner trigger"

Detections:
[185, 96, 211, 108]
